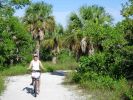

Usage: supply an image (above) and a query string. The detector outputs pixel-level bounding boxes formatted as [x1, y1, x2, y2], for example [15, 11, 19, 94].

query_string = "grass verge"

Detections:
[64, 72, 133, 100]
[44, 61, 78, 72]
[0, 75, 4, 95]
[0, 60, 78, 75]
[0, 65, 27, 76]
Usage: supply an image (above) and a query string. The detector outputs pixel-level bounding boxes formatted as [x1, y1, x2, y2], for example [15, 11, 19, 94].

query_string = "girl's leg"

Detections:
[38, 73, 41, 92]
[37, 80, 40, 93]
[30, 77, 34, 85]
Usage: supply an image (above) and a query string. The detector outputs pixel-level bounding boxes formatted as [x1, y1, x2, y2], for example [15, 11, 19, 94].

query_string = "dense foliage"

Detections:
[0, 0, 33, 67]
[66, 0, 133, 99]
[0, 17, 33, 66]
[0, 0, 133, 99]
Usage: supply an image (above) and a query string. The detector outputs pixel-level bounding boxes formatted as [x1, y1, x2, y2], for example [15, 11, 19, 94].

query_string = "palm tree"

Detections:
[23, 2, 55, 58]
[80, 5, 112, 53]
[64, 5, 112, 61]
[67, 12, 83, 32]
[79, 5, 112, 25]
[41, 24, 63, 64]
[63, 29, 83, 61]
[55, 24, 64, 35]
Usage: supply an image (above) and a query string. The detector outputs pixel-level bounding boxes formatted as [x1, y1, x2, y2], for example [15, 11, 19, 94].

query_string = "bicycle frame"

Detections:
[33, 78, 39, 97]
[30, 70, 41, 97]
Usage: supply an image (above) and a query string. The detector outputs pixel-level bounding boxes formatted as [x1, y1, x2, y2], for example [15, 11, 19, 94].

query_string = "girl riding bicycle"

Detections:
[27, 54, 44, 94]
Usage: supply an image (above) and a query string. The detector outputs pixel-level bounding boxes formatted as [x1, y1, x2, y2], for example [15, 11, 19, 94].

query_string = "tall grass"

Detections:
[0, 65, 27, 76]
[44, 61, 78, 72]
[44, 49, 78, 72]
[0, 75, 4, 95]
[0, 60, 77, 76]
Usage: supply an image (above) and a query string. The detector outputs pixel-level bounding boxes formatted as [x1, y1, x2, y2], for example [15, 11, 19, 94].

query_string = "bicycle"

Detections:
[31, 70, 41, 97]
[33, 78, 38, 97]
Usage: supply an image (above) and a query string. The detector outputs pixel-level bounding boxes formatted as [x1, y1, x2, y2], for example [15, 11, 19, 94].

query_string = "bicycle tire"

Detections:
[34, 80, 37, 97]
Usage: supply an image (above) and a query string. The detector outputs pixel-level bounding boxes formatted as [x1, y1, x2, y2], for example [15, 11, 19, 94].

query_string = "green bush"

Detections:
[0, 17, 34, 66]
[46, 66, 55, 72]
[77, 72, 114, 89]
[40, 47, 52, 61]
[124, 89, 133, 100]
[78, 53, 106, 74]
[120, 46, 133, 79]
[77, 51, 129, 79]
[71, 72, 82, 83]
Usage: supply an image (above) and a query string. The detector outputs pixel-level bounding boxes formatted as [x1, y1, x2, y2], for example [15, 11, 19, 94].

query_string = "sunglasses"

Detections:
[34, 56, 38, 57]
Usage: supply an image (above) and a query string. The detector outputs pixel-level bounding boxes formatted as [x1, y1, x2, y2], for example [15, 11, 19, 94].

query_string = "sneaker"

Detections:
[37, 91, 39, 94]
[37, 89, 40, 94]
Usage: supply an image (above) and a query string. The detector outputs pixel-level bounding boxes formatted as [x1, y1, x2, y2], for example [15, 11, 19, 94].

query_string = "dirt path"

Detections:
[0, 71, 91, 100]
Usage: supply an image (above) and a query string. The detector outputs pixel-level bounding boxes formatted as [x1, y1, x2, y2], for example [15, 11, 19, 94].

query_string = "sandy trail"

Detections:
[0, 71, 90, 100]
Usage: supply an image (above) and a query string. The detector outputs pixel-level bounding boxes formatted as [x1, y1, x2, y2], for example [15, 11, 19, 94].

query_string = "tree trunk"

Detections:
[52, 56, 57, 64]
[80, 37, 87, 54]
[51, 38, 59, 64]
[35, 40, 40, 59]
[89, 44, 94, 55]
[10, 59, 13, 66]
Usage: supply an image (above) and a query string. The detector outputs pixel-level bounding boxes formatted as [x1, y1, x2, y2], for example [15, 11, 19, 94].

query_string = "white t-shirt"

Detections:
[31, 60, 40, 70]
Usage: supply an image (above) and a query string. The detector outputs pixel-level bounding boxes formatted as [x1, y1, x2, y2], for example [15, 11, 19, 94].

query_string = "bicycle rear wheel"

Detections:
[34, 80, 37, 97]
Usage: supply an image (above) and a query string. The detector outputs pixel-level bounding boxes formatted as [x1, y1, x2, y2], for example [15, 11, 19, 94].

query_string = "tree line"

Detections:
[0, 0, 133, 80]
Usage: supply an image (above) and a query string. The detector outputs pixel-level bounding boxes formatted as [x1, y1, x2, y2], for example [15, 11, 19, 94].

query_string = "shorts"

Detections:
[31, 71, 41, 79]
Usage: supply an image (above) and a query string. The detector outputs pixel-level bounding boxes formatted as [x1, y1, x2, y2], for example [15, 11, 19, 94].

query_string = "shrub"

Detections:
[40, 47, 52, 61]
[77, 51, 129, 79]
[72, 72, 82, 83]
[46, 66, 55, 72]
[78, 53, 106, 74]
[77, 72, 115, 89]
[121, 46, 133, 79]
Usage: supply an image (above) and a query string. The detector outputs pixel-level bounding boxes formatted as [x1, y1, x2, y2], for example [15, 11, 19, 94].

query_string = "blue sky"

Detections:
[15, 0, 128, 27]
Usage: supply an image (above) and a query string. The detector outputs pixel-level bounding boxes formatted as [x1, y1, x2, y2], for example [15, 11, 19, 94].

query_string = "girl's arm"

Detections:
[39, 61, 44, 70]
[27, 61, 32, 70]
